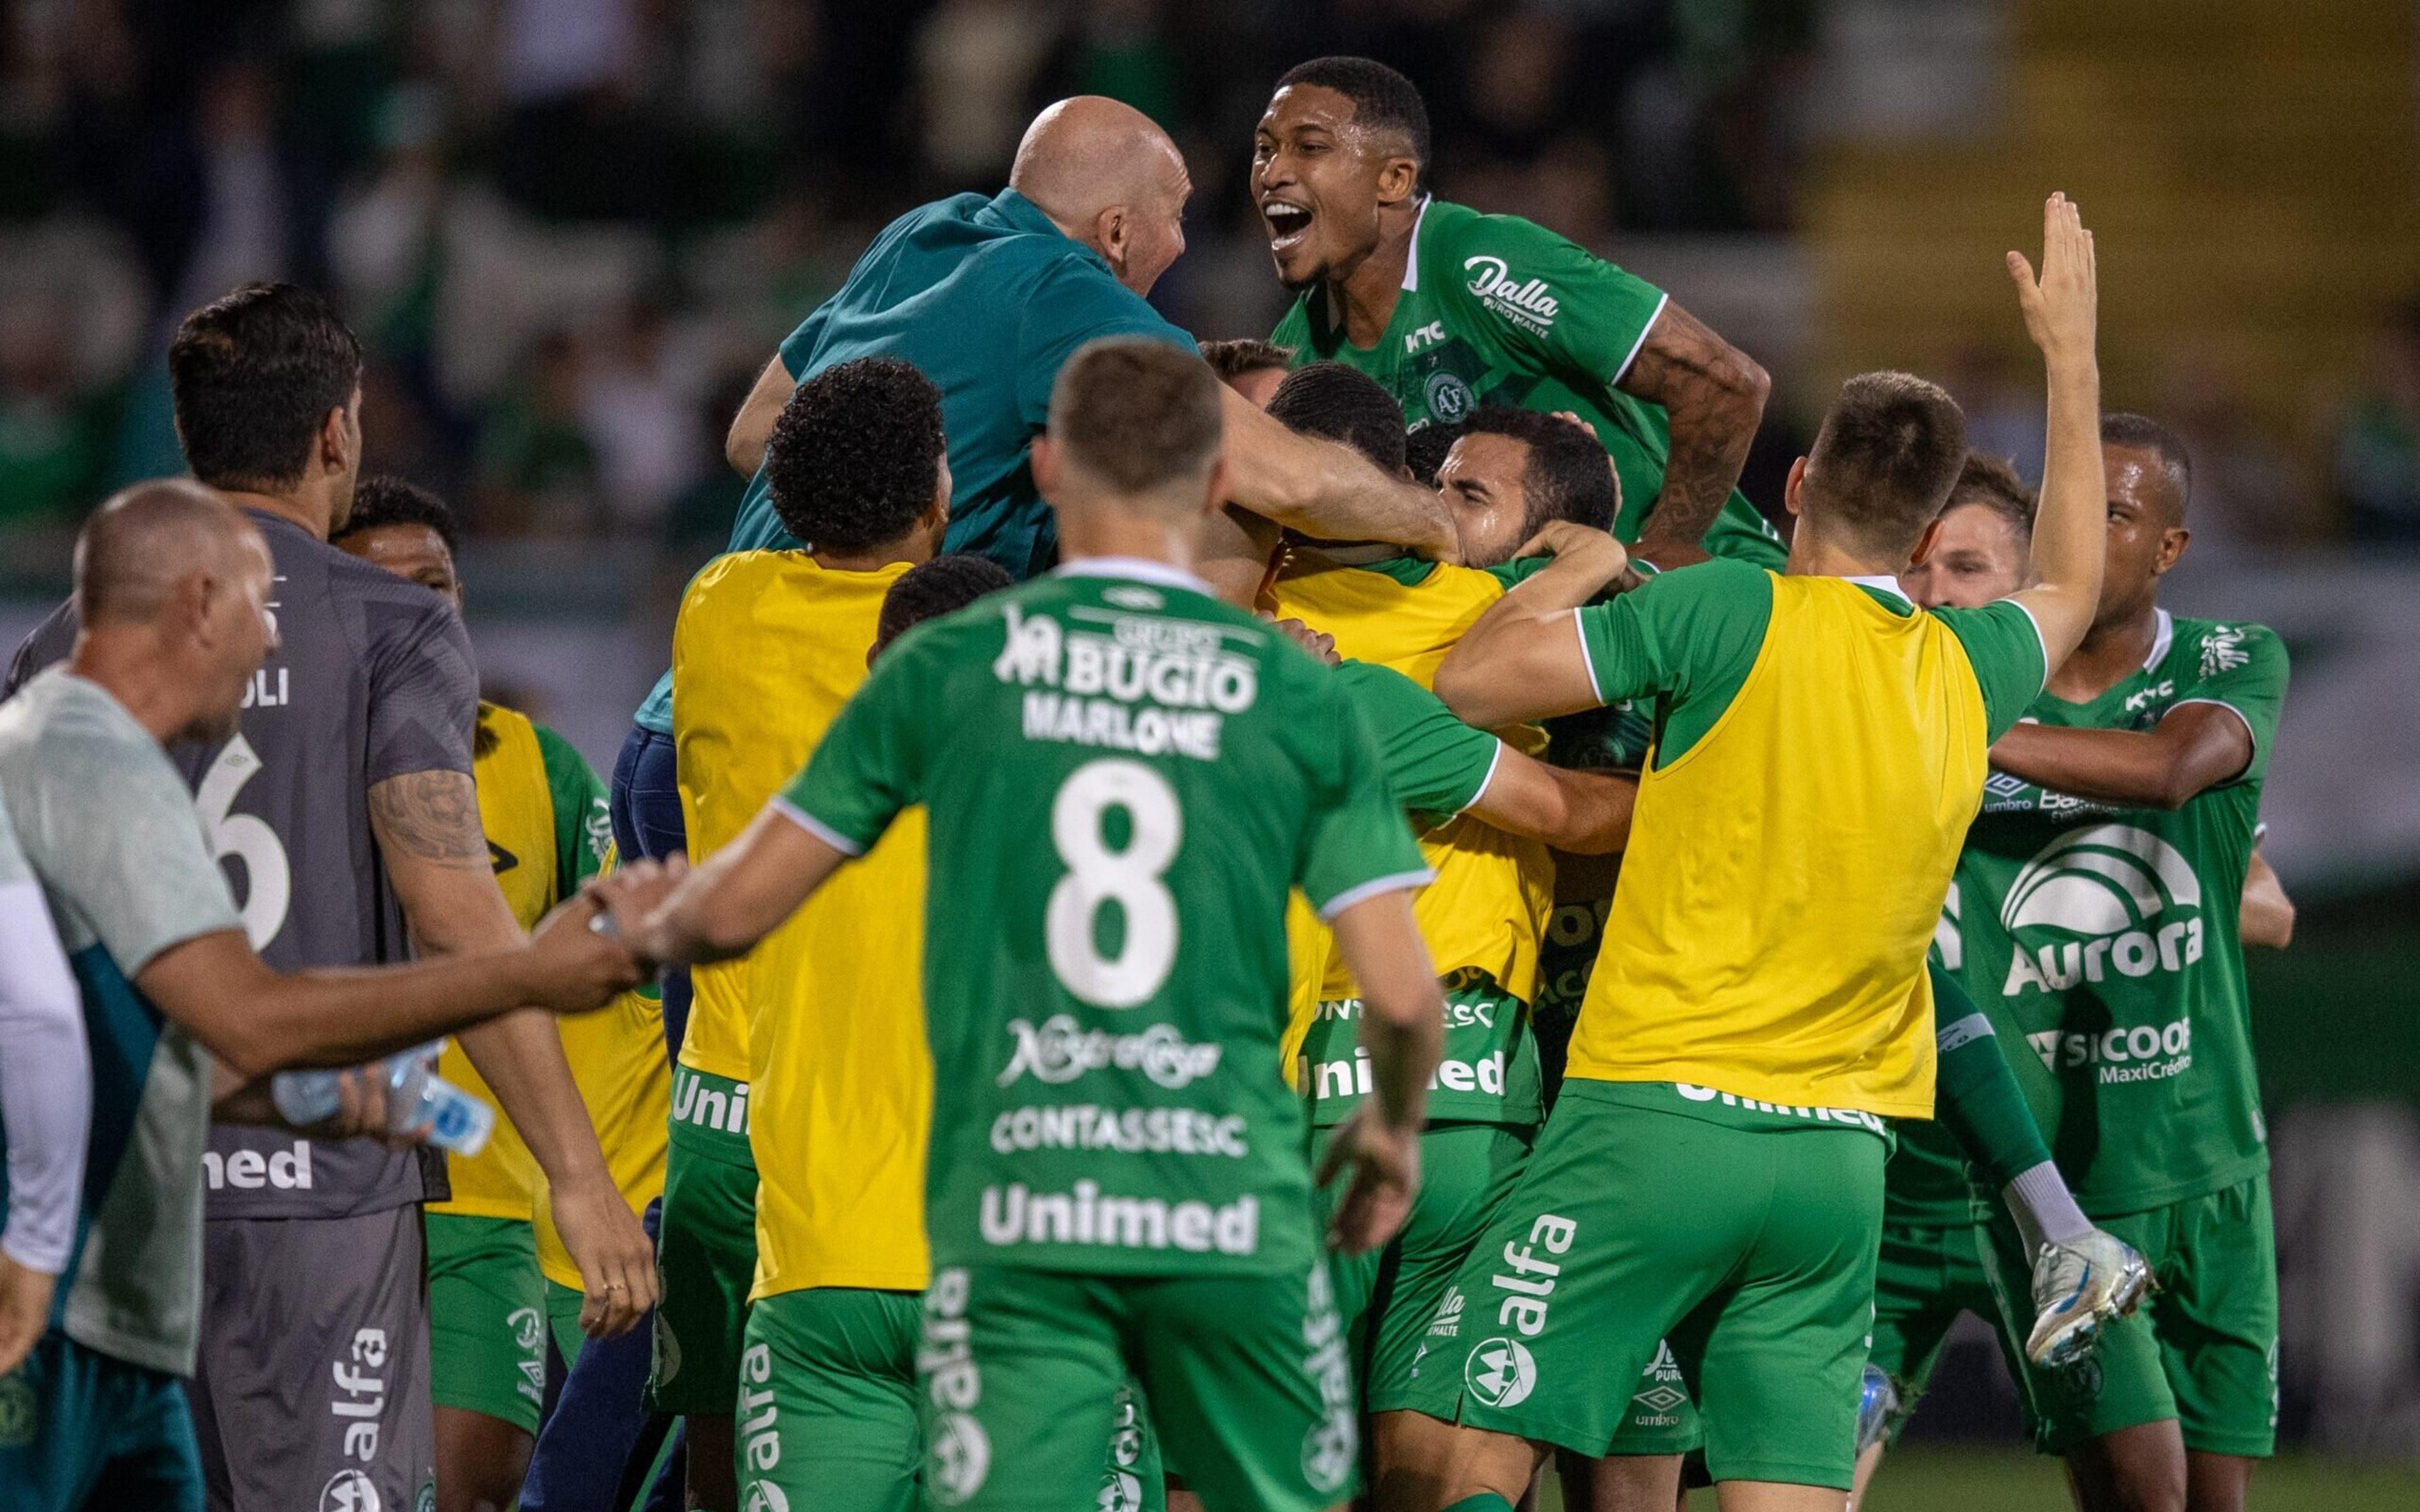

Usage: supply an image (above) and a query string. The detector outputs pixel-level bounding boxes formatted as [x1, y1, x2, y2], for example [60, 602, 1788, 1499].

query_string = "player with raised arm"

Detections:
[333, 476, 639, 1512]
[3, 284, 655, 1512]
[598, 338, 1445, 1512]
[0, 482, 638, 1512]
[1942, 415, 2291, 1512]
[1388, 196, 2107, 1512]
[1255, 57, 1783, 572]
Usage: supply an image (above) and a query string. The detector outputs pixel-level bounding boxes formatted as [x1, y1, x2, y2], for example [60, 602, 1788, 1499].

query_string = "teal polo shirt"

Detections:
[633, 188, 1194, 735]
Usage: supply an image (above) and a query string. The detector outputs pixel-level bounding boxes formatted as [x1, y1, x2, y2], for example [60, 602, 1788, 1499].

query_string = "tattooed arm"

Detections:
[369, 769, 662, 1336]
[1616, 301, 1770, 569]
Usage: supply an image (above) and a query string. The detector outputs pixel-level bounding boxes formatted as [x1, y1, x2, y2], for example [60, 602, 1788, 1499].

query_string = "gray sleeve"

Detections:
[3, 602, 74, 703]
[0, 873, 88, 1274]
[365, 599, 478, 784]
[33, 731, 242, 976]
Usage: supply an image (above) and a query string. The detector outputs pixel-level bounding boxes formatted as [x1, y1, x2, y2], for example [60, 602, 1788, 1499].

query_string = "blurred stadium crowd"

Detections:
[0, 0, 2411, 560]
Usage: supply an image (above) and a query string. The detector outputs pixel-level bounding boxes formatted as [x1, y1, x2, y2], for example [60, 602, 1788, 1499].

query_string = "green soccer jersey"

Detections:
[1269, 198, 1785, 570]
[783, 561, 1430, 1279]
[1945, 611, 2290, 1216]
[1298, 660, 1541, 1128]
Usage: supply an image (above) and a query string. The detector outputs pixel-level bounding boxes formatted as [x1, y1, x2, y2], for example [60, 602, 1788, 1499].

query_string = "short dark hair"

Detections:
[168, 282, 364, 491]
[334, 474, 461, 556]
[1942, 452, 2035, 541]
[875, 554, 1015, 657]
[1457, 408, 1620, 532]
[1403, 421, 1464, 488]
[1804, 372, 1969, 553]
[1275, 57, 1431, 189]
[1049, 339, 1224, 495]
[2100, 411, 2192, 519]
[1197, 339, 1293, 384]
[764, 357, 947, 553]
[1265, 362, 1405, 476]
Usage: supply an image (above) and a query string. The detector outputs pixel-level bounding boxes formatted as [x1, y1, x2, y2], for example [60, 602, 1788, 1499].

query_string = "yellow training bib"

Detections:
[1569, 575, 1992, 1116]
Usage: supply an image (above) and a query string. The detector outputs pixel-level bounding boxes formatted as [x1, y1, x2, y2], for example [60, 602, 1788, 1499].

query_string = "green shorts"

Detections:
[651, 1069, 759, 1415]
[740, 1289, 1167, 1512]
[1404, 1082, 1885, 1489]
[918, 1261, 1353, 1512]
[425, 1212, 548, 1435]
[1868, 1217, 1997, 1441]
[0, 1330, 204, 1512]
[546, 1279, 586, 1371]
[1978, 1172, 2278, 1459]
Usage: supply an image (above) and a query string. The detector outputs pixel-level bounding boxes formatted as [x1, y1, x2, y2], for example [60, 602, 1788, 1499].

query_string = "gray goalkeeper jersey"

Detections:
[7, 509, 478, 1218]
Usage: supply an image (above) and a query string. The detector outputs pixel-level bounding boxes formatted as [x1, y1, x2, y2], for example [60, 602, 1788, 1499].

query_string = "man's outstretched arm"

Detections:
[2003, 194, 2106, 670]
[1620, 302, 1770, 568]
[1216, 386, 1461, 561]
[1990, 703, 2252, 811]
[1433, 523, 1633, 729]
[602, 803, 853, 968]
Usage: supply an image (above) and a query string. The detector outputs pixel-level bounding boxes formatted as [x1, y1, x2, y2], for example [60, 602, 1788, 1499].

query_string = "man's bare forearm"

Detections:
[142, 931, 552, 1079]
[1620, 303, 1768, 561]
[1990, 706, 2247, 811]
[371, 769, 616, 1185]
[1217, 386, 1458, 559]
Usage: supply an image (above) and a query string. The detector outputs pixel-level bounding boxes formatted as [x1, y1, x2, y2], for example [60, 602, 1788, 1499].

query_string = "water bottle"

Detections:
[270, 1042, 495, 1155]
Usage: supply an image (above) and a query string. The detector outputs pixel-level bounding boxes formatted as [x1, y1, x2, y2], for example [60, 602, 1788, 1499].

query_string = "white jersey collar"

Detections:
[1054, 557, 1216, 598]
[1842, 573, 1914, 609]
[2145, 608, 2174, 671]
[1402, 197, 1433, 292]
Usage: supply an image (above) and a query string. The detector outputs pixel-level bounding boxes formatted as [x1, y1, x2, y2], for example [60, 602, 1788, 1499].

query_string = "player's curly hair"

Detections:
[875, 553, 1015, 658]
[1266, 362, 1406, 477]
[764, 357, 947, 553]
[1275, 57, 1431, 189]
[335, 474, 461, 556]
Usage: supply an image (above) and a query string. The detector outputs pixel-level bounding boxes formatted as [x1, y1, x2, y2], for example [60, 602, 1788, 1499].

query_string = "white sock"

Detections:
[2003, 1160, 2094, 1251]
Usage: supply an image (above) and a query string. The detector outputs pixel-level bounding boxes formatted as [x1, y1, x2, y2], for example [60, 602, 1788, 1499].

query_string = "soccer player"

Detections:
[1395, 196, 2108, 1512]
[600, 337, 1446, 1512]
[1255, 57, 1783, 571]
[333, 477, 625, 1512]
[1942, 415, 2291, 1512]
[4, 284, 655, 1512]
[1199, 339, 1295, 409]
[615, 100, 1458, 1069]
[0, 480, 640, 1512]
[733, 550, 1017, 1512]
[664, 356, 952, 1509]
[1434, 409, 1624, 569]
[0, 792, 85, 1381]
[1256, 365, 1647, 1502]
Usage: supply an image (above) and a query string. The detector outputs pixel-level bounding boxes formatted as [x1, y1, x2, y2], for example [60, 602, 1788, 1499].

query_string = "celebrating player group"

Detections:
[0, 52, 2290, 1512]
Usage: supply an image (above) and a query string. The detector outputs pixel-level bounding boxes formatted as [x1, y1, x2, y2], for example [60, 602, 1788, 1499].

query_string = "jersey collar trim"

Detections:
[2145, 609, 2174, 671]
[1841, 573, 1915, 611]
[1054, 558, 1218, 597]
[1402, 197, 1433, 292]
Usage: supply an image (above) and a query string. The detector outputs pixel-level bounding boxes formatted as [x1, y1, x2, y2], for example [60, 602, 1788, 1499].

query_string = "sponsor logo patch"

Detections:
[998, 1016, 1222, 1089]
[1465, 1337, 1538, 1407]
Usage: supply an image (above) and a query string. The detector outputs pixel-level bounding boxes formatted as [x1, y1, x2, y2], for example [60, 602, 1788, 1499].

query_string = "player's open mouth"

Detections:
[1263, 202, 1313, 252]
